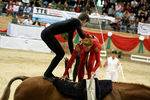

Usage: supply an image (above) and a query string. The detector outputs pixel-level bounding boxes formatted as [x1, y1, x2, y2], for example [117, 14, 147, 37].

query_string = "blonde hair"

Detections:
[82, 37, 93, 46]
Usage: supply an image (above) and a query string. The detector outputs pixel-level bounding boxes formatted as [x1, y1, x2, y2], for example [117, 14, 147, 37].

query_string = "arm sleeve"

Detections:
[68, 32, 74, 54]
[92, 51, 100, 72]
[76, 20, 86, 39]
[63, 50, 78, 76]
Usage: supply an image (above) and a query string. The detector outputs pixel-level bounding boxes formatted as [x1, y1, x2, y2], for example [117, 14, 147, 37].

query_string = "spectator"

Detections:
[120, 15, 129, 32]
[123, 10, 130, 19]
[0, 0, 4, 15]
[102, 1, 109, 14]
[138, 6, 148, 21]
[23, 3, 31, 18]
[130, 2, 138, 15]
[56, 1, 63, 10]
[110, 14, 121, 31]
[18, 4, 24, 16]
[43, 0, 48, 7]
[11, 15, 21, 24]
[135, 17, 139, 33]
[47, 3, 52, 9]
[90, 10, 100, 16]
[63, 1, 69, 11]
[22, 0, 30, 7]
[115, 2, 122, 12]
[131, 0, 138, 7]
[140, 17, 145, 23]
[129, 13, 135, 21]
[32, 18, 41, 26]
[127, 20, 136, 33]
[69, 0, 77, 6]
[5, 1, 13, 16]
[12, 3, 20, 17]
[101, 12, 107, 30]
[75, 4, 80, 12]
[138, 0, 145, 8]
[50, 0, 57, 9]
[108, 4, 115, 17]
[109, 0, 116, 7]
[30, 0, 41, 7]
[145, 16, 150, 23]
[123, 2, 131, 13]
[115, 9, 124, 19]
[80, 0, 87, 7]
[23, 17, 33, 25]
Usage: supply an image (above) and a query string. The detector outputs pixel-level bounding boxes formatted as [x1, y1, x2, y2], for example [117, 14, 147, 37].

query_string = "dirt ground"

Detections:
[0, 48, 150, 100]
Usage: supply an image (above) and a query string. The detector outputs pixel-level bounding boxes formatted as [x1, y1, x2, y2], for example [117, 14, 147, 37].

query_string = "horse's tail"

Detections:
[0, 76, 29, 100]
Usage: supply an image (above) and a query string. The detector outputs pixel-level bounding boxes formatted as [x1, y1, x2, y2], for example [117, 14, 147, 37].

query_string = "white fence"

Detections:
[130, 54, 150, 63]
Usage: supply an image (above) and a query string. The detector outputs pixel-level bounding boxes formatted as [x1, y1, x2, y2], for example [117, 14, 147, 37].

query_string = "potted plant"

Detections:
[118, 51, 123, 58]
[61, 33, 68, 40]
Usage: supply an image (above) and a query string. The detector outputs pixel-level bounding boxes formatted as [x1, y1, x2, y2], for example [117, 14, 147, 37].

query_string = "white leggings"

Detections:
[105, 70, 118, 82]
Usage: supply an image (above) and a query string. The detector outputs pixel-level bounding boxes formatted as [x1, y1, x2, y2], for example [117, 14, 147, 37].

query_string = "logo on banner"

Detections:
[138, 22, 150, 35]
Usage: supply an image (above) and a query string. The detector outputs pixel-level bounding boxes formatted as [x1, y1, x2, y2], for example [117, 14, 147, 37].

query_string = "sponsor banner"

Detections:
[32, 7, 67, 23]
[32, 7, 116, 23]
[138, 22, 150, 36]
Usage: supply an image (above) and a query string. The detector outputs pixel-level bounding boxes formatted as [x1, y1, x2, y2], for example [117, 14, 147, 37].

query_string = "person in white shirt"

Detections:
[131, 0, 138, 7]
[12, 3, 20, 17]
[103, 50, 120, 82]
[115, 3, 122, 11]
[23, 17, 33, 25]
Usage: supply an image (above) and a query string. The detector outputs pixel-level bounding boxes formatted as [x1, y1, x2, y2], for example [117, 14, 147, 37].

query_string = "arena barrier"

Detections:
[0, 36, 50, 53]
[100, 50, 107, 57]
[130, 54, 150, 63]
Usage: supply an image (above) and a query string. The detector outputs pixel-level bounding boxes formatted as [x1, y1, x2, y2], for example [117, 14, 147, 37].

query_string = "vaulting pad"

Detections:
[53, 78, 112, 100]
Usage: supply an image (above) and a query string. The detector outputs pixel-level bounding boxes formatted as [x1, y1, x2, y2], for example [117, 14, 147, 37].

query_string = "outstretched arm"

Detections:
[63, 45, 80, 77]
[76, 19, 86, 39]
[92, 47, 101, 72]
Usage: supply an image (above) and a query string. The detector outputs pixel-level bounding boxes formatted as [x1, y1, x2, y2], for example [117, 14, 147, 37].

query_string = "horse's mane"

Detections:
[112, 81, 150, 89]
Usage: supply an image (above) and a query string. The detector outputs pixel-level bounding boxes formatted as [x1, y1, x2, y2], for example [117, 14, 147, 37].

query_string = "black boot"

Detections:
[44, 73, 55, 82]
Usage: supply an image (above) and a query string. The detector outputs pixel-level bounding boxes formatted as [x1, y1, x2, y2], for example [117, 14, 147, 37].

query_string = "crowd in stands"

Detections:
[0, 0, 150, 34]
[0, 0, 95, 17]
[102, 0, 150, 33]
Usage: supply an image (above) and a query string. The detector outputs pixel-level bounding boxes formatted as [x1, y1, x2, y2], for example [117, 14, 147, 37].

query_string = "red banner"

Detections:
[143, 39, 150, 51]
[83, 31, 108, 44]
[111, 34, 140, 51]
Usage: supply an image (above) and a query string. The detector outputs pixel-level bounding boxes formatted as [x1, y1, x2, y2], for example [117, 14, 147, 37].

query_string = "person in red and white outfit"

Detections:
[61, 36, 102, 82]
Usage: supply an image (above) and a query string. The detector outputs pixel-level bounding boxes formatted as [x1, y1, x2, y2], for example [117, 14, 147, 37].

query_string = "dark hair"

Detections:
[112, 50, 117, 54]
[78, 13, 90, 22]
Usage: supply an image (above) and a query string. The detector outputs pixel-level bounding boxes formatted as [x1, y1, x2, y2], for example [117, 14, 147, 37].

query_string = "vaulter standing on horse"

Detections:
[61, 36, 102, 82]
[41, 13, 90, 80]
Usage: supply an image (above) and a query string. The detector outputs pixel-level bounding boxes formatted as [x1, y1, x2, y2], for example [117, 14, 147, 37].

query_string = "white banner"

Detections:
[32, 7, 116, 23]
[7, 23, 45, 39]
[138, 22, 150, 36]
[32, 7, 67, 23]
[0, 36, 50, 53]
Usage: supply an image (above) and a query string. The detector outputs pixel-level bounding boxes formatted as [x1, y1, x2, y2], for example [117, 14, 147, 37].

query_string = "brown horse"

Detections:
[1, 76, 150, 100]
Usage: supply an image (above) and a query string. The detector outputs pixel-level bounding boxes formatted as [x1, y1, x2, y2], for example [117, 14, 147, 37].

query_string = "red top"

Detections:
[63, 38, 101, 76]
[88, 39, 101, 72]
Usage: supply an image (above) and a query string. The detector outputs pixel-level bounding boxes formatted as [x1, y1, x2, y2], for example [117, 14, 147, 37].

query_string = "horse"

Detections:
[1, 76, 150, 100]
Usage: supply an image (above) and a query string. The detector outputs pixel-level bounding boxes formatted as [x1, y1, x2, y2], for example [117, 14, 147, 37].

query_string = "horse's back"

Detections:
[14, 76, 73, 100]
